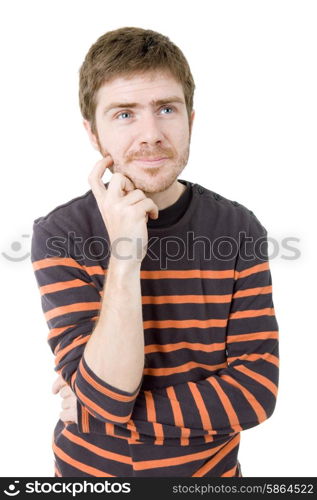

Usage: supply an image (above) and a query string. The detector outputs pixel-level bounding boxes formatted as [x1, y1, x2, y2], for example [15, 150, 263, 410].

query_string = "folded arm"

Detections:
[31, 220, 144, 426]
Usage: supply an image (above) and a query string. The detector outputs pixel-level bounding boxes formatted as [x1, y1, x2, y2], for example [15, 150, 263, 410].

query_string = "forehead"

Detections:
[96, 71, 184, 106]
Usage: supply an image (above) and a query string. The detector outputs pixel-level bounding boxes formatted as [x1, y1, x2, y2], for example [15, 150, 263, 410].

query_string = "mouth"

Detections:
[133, 157, 168, 167]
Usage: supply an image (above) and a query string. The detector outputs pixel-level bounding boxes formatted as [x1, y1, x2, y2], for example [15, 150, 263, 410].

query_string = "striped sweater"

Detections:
[31, 178, 279, 477]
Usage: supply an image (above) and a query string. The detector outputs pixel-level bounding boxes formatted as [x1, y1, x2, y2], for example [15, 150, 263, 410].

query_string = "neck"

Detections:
[144, 180, 186, 211]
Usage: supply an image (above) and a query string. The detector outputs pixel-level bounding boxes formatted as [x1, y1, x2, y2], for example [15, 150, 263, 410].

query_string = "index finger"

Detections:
[88, 156, 113, 200]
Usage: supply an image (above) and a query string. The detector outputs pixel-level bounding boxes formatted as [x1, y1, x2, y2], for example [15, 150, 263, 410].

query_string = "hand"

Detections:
[52, 374, 78, 425]
[88, 155, 159, 264]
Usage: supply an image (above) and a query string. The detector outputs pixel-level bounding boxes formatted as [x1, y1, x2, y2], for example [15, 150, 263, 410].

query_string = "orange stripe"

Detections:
[52, 442, 114, 476]
[103, 423, 128, 440]
[33, 257, 84, 271]
[233, 285, 272, 299]
[143, 361, 227, 377]
[133, 439, 231, 470]
[219, 374, 267, 423]
[55, 336, 89, 365]
[166, 387, 189, 446]
[105, 422, 129, 440]
[143, 318, 227, 329]
[62, 428, 132, 464]
[126, 419, 140, 443]
[48, 317, 99, 341]
[142, 294, 232, 304]
[79, 357, 137, 402]
[188, 382, 214, 442]
[48, 324, 76, 340]
[81, 406, 90, 433]
[229, 307, 275, 320]
[105, 423, 114, 436]
[144, 391, 164, 444]
[140, 269, 235, 280]
[71, 371, 77, 390]
[234, 365, 278, 396]
[221, 464, 238, 477]
[192, 434, 240, 476]
[180, 427, 191, 446]
[40, 279, 99, 295]
[227, 352, 279, 367]
[166, 386, 185, 427]
[206, 378, 242, 432]
[227, 330, 278, 343]
[105, 423, 137, 442]
[45, 302, 101, 321]
[144, 341, 225, 354]
[32, 257, 105, 277]
[234, 262, 269, 280]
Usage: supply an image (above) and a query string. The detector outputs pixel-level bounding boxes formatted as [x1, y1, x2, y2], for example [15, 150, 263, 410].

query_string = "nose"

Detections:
[137, 110, 165, 146]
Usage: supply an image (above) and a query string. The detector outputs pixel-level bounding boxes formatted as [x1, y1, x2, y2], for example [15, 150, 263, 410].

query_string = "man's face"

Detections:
[84, 70, 195, 194]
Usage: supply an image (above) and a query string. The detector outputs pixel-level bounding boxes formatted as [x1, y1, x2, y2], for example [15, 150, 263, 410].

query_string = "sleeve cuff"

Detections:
[76, 399, 108, 433]
[74, 354, 142, 426]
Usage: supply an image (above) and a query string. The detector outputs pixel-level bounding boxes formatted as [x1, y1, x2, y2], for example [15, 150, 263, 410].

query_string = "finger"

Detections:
[60, 385, 74, 398]
[135, 197, 159, 220]
[60, 405, 78, 421]
[88, 155, 113, 200]
[120, 188, 146, 207]
[60, 409, 76, 423]
[106, 172, 136, 201]
[62, 397, 74, 409]
[52, 374, 66, 394]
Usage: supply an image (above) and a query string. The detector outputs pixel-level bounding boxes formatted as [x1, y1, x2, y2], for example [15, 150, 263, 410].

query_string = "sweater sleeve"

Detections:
[31, 219, 142, 425]
[78, 212, 279, 442]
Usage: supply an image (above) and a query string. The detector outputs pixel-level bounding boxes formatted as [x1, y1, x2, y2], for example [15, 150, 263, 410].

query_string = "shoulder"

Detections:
[195, 182, 267, 236]
[32, 186, 102, 237]
[30, 186, 107, 264]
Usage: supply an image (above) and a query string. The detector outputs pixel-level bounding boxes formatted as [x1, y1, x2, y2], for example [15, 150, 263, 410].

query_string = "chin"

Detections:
[130, 174, 179, 194]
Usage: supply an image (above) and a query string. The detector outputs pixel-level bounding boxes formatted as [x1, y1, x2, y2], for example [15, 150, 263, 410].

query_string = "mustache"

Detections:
[128, 149, 174, 161]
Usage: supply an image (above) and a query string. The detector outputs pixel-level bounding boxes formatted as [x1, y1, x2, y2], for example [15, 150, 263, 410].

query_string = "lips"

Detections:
[135, 157, 168, 161]
[133, 157, 169, 168]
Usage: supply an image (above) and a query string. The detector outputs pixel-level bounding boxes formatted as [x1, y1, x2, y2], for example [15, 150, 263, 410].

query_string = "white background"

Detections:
[0, 0, 316, 477]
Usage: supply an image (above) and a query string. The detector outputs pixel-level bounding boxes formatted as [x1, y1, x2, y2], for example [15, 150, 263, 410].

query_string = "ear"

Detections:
[83, 119, 101, 152]
[190, 109, 195, 126]
[189, 109, 195, 135]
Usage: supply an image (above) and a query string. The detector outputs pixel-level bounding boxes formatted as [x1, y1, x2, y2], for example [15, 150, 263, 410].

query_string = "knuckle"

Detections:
[134, 189, 145, 197]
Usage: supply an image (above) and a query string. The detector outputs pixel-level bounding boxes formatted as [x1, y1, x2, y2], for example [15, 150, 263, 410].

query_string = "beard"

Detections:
[95, 132, 192, 195]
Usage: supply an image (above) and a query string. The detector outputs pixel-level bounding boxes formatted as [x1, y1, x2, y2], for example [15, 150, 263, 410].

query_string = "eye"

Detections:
[117, 111, 131, 120]
[160, 106, 174, 114]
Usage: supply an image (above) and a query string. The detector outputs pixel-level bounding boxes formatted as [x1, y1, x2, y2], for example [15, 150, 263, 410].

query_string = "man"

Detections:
[31, 26, 279, 477]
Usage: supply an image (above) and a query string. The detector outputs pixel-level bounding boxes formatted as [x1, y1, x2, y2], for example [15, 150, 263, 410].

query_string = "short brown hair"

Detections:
[79, 26, 195, 135]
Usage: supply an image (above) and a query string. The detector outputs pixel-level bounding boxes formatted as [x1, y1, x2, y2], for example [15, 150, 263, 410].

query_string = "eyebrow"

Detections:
[103, 96, 185, 115]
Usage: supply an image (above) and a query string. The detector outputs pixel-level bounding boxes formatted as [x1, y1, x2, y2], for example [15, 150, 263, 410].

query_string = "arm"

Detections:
[32, 159, 159, 427]
[75, 256, 146, 424]
[31, 221, 143, 425]
[77, 213, 279, 441]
